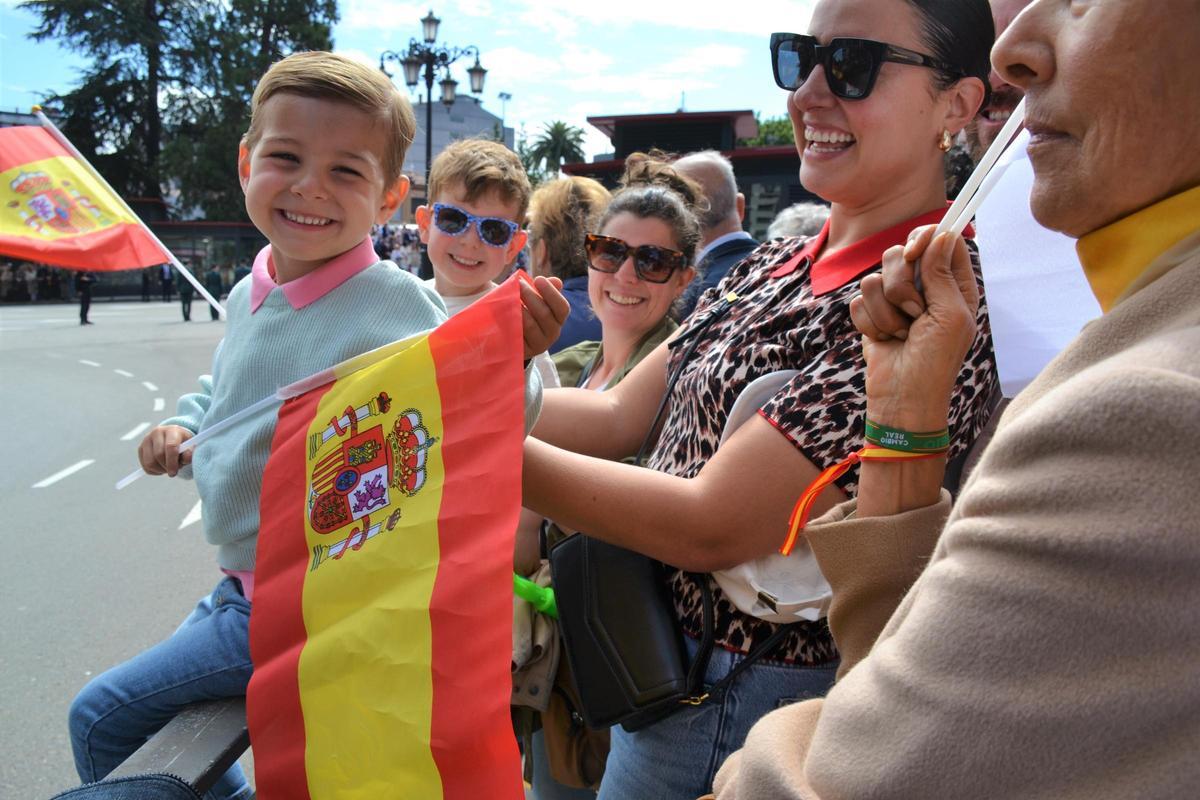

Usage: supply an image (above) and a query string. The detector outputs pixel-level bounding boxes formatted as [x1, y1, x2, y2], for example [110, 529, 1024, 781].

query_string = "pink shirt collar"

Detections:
[249, 237, 380, 313]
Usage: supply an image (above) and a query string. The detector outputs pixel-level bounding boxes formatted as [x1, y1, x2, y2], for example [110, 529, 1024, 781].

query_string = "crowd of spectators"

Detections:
[371, 223, 422, 274]
[0, 260, 74, 302]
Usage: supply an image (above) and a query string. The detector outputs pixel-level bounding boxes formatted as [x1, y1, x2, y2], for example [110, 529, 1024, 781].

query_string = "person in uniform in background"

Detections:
[76, 271, 96, 325]
[160, 262, 174, 302]
[204, 264, 224, 321]
[178, 267, 193, 322]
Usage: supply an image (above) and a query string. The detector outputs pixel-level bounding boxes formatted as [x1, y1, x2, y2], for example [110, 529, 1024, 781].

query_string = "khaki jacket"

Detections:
[713, 230, 1200, 799]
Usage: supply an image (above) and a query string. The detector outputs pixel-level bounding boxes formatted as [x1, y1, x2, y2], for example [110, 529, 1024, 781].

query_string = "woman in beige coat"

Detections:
[711, 0, 1200, 797]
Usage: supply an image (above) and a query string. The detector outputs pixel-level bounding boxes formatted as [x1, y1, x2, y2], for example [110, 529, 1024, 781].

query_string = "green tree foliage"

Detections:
[739, 114, 796, 147]
[527, 121, 585, 177]
[21, 0, 201, 202]
[162, 0, 337, 220]
[20, 0, 337, 219]
[516, 128, 548, 188]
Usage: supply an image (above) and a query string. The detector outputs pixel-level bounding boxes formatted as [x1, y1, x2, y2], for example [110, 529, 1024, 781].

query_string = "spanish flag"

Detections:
[0, 125, 166, 270]
[249, 278, 526, 799]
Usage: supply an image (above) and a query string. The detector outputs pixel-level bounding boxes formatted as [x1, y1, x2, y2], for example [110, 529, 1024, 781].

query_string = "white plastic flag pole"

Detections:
[114, 326, 436, 490]
[940, 99, 1027, 236]
[915, 98, 1026, 293]
[945, 133, 1026, 239]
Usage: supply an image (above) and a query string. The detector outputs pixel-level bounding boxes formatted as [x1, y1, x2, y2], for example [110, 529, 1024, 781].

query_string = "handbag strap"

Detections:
[683, 572, 716, 699]
[626, 292, 802, 704]
[632, 292, 739, 467]
[629, 295, 733, 701]
[683, 612, 797, 706]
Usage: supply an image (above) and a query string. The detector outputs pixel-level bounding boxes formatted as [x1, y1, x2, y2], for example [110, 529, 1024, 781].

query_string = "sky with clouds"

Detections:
[0, 0, 816, 160]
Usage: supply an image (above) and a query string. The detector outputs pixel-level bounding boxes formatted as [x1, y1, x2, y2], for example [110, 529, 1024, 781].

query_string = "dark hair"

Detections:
[597, 150, 705, 265]
[904, 0, 994, 107]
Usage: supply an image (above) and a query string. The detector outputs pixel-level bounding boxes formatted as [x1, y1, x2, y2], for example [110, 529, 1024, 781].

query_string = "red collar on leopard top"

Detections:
[769, 204, 974, 296]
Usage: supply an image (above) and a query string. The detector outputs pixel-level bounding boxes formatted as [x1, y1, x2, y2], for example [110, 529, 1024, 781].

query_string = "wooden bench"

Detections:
[106, 697, 249, 795]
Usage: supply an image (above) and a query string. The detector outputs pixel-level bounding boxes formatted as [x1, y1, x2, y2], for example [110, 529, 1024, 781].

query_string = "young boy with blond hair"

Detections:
[418, 138, 560, 387]
[68, 53, 565, 800]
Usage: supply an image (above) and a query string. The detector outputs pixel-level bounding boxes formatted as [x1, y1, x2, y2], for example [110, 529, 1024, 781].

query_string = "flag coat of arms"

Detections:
[0, 125, 165, 269]
[249, 279, 527, 799]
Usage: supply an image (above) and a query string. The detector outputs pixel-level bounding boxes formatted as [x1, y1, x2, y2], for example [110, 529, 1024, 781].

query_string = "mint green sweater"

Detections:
[164, 262, 541, 571]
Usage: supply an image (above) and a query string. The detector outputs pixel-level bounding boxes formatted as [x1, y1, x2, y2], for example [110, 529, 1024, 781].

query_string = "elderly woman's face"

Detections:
[994, 0, 1200, 237]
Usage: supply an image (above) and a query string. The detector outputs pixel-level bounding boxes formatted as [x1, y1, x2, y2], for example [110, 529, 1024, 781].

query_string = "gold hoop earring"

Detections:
[938, 129, 953, 152]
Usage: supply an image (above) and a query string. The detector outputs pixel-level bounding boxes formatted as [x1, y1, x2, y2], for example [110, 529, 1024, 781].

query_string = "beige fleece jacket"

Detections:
[712, 230, 1200, 800]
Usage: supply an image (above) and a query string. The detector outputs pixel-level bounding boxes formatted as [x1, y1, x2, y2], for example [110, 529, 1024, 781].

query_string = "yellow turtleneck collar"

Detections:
[1076, 183, 1200, 313]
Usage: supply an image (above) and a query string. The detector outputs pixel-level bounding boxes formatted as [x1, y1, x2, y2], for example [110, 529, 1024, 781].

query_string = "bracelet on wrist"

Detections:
[780, 445, 946, 555]
[864, 419, 950, 454]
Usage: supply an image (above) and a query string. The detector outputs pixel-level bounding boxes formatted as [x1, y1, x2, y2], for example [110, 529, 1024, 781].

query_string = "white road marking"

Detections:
[114, 369, 134, 377]
[142, 381, 158, 391]
[120, 422, 152, 441]
[33, 459, 95, 488]
[80, 359, 101, 367]
[180, 500, 202, 530]
[154, 398, 165, 412]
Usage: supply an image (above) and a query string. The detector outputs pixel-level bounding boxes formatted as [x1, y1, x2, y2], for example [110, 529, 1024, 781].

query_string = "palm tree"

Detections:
[528, 121, 586, 177]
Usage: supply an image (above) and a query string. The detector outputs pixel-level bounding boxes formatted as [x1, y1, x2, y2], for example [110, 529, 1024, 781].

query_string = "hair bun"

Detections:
[620, 149, 706, 212]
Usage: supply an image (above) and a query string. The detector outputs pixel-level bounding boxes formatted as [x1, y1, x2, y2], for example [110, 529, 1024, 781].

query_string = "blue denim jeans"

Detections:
[597, 634, 838, 799]
[69, 577, 254, 800]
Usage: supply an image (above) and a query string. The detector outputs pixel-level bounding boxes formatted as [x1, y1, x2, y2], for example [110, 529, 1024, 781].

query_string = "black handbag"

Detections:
[549, 294, 797, 732]
[549, 535, 714, 731]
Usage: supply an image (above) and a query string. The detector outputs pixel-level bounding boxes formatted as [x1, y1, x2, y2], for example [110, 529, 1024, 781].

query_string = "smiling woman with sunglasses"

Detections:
[523, 2, 998, 797]
[551, 156, 700, 393]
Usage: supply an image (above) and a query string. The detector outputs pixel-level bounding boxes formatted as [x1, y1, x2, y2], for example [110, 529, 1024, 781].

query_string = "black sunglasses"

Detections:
[770, 33, 962, 100]
[431, 203, 519, 248]
[584, 233, 687, 284]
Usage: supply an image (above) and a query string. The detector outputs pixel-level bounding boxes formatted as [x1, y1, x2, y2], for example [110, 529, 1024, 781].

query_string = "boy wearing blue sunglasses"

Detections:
[418, 139, 529, 307]
[417, 138, 561, 386]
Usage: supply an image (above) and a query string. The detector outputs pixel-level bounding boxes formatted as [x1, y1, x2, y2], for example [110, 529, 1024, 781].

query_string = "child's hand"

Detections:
[138, 425, 195, 477]
[520, 275, 570, 360]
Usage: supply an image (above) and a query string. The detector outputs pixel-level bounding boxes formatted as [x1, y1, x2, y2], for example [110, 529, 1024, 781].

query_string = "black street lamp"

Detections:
[381, 11, 487, 280]
[380, 11, 487, 202]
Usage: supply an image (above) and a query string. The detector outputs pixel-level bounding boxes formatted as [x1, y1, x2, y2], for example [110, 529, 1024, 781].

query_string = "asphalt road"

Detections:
[0, 298, 257, 799]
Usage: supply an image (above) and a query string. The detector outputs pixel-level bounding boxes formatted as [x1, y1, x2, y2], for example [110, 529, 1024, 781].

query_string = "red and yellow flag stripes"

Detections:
[0, 125, 166, 270]
[250, 278, 526, 799]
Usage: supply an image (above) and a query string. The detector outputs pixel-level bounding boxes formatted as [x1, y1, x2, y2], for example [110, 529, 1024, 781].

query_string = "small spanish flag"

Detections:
[249, 278, 526, 799]
[0, 125, 166, 270]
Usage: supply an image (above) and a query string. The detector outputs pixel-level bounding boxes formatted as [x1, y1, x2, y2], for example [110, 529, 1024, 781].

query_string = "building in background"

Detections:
[562, 110, 821, 241]
[403, 96, 513, 214]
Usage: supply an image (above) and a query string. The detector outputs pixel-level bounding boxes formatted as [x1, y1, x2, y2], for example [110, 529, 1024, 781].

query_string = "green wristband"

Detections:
[864, 419, 950, 453]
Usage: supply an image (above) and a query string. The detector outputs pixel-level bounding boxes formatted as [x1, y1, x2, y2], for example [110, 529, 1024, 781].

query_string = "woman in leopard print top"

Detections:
[523, 1, 999, 796]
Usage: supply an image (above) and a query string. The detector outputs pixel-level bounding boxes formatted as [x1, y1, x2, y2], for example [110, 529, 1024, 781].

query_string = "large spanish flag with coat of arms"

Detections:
[0, 125, 166, 270]
[249, 277, 527, 799]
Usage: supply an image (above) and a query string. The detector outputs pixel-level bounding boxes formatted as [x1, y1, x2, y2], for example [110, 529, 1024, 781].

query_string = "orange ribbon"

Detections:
[780, 446, 946, 555]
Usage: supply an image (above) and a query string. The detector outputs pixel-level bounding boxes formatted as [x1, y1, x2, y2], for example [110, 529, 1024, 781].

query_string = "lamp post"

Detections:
[380, 9, 487, 205]
[381, 12, 486, 280]
[498, 91, 512, 126]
